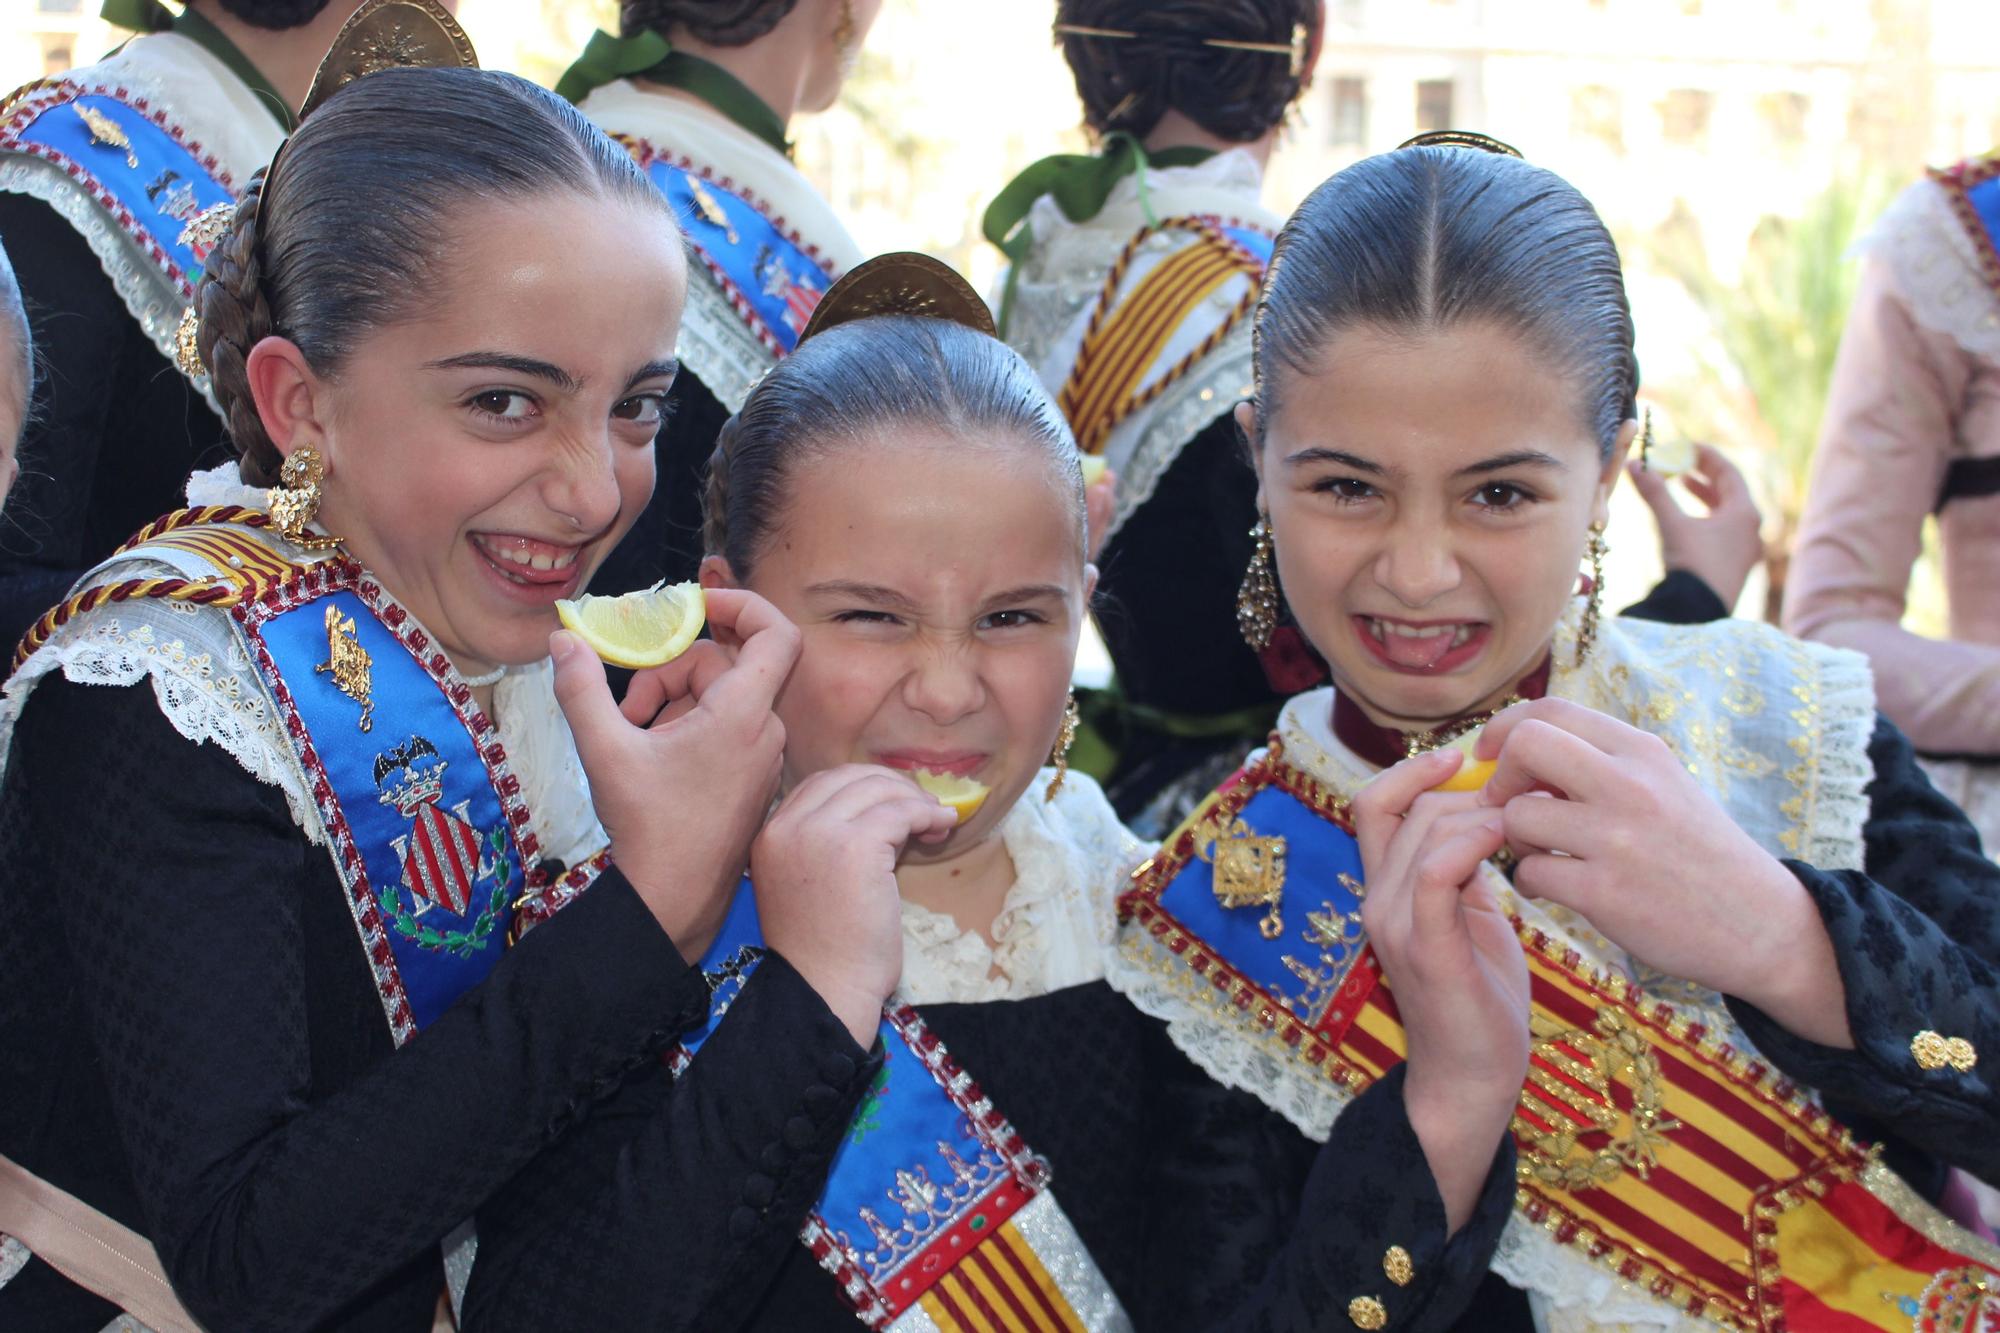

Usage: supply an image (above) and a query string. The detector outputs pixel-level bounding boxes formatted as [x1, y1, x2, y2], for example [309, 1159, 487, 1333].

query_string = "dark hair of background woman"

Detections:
[703, 315, 1084, 577]
[191, 66, 672, 484]
[1055, 0, 1322, 144]
[1253, 144, 1639, 459]
[621, 0, 800, 44]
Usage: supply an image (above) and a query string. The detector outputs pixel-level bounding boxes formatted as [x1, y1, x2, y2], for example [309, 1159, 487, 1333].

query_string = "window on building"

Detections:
[1758, 91, 1808, 147]
[1570, 84, 1623, 151]
[39, 36, 73, 74]
[1416, 80, 1455, 134]
[1659, 88, 1713, 147]
[37, 0, 83, 11]
[1329, 77, 1368, 148]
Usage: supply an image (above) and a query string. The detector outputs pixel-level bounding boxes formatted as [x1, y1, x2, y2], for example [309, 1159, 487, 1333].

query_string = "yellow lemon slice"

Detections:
[911, 769, 990, 821]
[1431, 731, 1497, 793]
[554, 581, 706, 669]
[1643, 430, 1696, 478]
[1078, 455, 1109, 489]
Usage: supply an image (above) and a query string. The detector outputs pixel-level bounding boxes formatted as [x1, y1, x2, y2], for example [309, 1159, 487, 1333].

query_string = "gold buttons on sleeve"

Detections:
[1913, 1031, 1978, 1072]
[1946, 1037, 1978, 1072]
[1349, 1295, 1388, 1329]
[1384, 1245, 1414, 1287]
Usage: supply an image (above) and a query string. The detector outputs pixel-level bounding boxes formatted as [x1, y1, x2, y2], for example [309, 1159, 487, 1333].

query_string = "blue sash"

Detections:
[240, 561, 527, 1040]
[676, 885, 1097, 1328]
[1218, 222, 1276, 270]
[2, 83, 237, 293]
[637, 154, 832, 355]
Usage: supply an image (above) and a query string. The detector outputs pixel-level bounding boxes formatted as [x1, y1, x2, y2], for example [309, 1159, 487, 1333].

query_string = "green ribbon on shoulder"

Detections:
[101, 0, 173, 33]
[553, 27, 670, 106]
[555, 31, 792, 158]
[983, 135, 1215, 335]
[98, 0, 296, 131]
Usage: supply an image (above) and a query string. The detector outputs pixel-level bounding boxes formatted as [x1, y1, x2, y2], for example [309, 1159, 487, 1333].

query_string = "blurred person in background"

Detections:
[557, 0, 879, 595]
[0, 0, 377, 648]
[1786, 152, 2000, 853]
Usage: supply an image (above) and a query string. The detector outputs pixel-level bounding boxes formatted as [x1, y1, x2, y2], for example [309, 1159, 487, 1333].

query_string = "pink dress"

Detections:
[1785, 157, 2000, 848]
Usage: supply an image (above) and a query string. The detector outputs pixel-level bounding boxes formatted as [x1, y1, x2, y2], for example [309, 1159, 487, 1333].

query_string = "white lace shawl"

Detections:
[0, 465, 605, 866]
[1861, 176, 2000, 364]
[1105, 601, 1878, 1331]
[896, 770, 1150, 1006]
[1000, 149, 1279, 541]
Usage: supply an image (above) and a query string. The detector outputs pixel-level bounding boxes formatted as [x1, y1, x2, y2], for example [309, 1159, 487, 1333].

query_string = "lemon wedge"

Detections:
[555, 581, 706, 669]
[1643, 431, 1696, 478]
[1431, 731, 1496, 793]
[911, 769, 990, 821]
[1078, 455, 1108, 489]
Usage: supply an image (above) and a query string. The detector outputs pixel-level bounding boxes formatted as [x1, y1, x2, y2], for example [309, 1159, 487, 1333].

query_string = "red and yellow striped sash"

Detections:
[1056, 218, 1262, 455]
[1120, 751, 2000, 1331]
[917, 1213, 1088, 1333]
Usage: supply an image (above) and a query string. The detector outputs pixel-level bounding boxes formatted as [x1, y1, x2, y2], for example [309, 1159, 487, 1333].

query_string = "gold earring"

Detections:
[832, 0, 857, 65]
[1044, 692, 1080, 801]
[1237, 515, 1278, 651]
[173, 305, 205, 379]
[270, 446, 343, 551]
[1576, 521, 1607, 667]
[1638, 406, 1656, 470]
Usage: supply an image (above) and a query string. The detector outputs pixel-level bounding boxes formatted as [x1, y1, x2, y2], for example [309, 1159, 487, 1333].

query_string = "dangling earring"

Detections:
[269, 446, 343, 551]
[1637, 406, 1656, 470]
[1237, 515, 1279, 651]
[832, 0, 858, 76]
[1044, 692, 1080, 801]
[1576, 521, 1607, 667]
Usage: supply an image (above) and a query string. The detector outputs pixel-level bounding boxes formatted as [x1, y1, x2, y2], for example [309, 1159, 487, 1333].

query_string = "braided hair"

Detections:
[191, 66, 673, 484]
[703, 316, 1083, 578]
[620, 0, 800, 44]
[1253, 145, 1638, 460]
[1056, 0, 1320, 143]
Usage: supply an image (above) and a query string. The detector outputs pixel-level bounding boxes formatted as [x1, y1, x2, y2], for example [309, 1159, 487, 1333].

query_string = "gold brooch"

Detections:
[71, 102, 138, 169]
[315, 605, 375, 731]
[1198, 814, 1288, 939]
[172, 305, 205, 379]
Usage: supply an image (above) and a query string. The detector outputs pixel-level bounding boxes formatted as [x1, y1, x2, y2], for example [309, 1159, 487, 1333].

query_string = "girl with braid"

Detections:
[0, 56, 913, 1332]
[460, 257, 1521, 1333]
[0, 0, 377, 648]
[556, 0, 881, 597]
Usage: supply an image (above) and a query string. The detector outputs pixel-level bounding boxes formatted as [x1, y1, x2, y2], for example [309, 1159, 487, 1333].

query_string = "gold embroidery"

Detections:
[71, 102, 138, 169]
[314, 605, 375, 732]
[1514, 1007, 1682, 1192]
[1197, 813, 1287, 939]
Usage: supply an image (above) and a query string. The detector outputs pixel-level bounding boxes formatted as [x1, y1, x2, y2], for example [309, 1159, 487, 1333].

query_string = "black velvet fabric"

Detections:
[1092, 413, 1278, 820]
[1731, 714, 2000, 1187]
[589, 366, 732, 597]
[0, 675, 854, 1331]
[0, 194, 235, 649]
[467, 980, 1515, 1332]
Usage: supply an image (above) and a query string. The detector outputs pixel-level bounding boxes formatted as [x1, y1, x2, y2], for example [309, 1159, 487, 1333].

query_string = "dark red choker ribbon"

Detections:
[1329, 655, 1553, 769]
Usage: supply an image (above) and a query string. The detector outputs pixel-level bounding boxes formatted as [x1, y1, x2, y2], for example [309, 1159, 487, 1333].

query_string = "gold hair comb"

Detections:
[1397, 129, 1524, 158]
[298, 0, 478, 121]
[797, 252, 996, 345]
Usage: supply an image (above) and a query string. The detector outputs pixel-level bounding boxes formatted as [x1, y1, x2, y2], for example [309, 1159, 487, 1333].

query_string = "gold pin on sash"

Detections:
[686, 177, 739, 245]
[316, 605, 375, 731]
[71, 102, 139, 169]
[1198, 813, 1288, 939]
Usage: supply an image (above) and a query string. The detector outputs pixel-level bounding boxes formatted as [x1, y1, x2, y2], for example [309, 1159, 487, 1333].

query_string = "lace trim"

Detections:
[0, 154, 217, 412]
[897, 770, 1146, 1005]
[1, 598, 325, 842]
[0, 1234, 25, 1289]
[1861, 179, 2000, 363]
[1101, 330, 1255, 544]
[675, 270, 776, 414]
